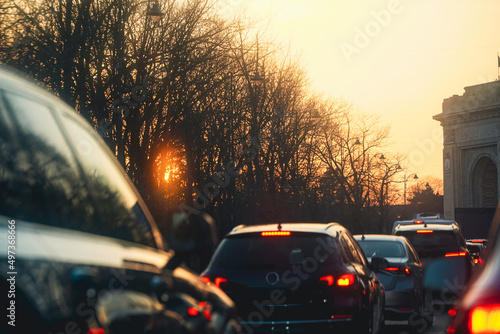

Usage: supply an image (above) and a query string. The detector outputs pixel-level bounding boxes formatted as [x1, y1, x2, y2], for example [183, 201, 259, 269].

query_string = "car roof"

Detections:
[0, 66, 60, 103]
[394, 223, 461, 233]
[228, 222, 343, 236]
[394, 219, 457, 224]
[354, 234, 408, 243]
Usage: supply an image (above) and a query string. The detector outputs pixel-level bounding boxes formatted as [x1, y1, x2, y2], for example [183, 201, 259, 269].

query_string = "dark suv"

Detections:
[201, 223, 385, 333]
[0, 67, 239, 334]
[393, 223, 474, 304]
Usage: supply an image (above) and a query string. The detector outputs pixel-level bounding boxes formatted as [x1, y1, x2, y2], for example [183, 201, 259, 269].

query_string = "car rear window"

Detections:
[396, 230, 464, 256]
[357, 240, 406, 258]
[210, 233, 341, 270]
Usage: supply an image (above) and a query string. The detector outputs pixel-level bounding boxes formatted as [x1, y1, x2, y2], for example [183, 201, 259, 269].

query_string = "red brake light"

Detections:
[474, 258, 485, 265]
[261, 231, 291, 237]
[200, 276, 227, 288]
[214, 277, 227, 288]
[448, 308, 457, 317]
[188, 307, 199, 316]
[445, 252, 467, 257]
[470, 240, 484, 243]
[200, 276, 211, 285]
[469, 305, 500, 334]
[88, 330, 105, 334]
[417, 230, 434, 233]
[414, 220, 423, 224]
[199, 302, 212, 320]
[320, 275, 334, 286]
[337, 274, 355, 287]
[383, 267, 410, 275]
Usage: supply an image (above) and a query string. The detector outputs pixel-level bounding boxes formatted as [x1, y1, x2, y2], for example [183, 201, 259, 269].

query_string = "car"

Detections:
[354, 234, 433, 327]
[201, 222, 385, 333]
[466, 242, 486, 267]
[446, 201, 500, 334]
[393, 223, 474, 305]
[413, 212, 443, 220]
[0, 67, 240, 334]
[392, 218, 460, 234]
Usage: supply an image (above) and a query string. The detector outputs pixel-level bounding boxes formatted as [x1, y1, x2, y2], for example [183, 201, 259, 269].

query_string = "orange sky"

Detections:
[217, 0, 500, 180]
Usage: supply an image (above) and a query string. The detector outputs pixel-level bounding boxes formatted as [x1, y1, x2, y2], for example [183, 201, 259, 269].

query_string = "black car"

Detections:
[446, 201, 500, 334]
[201, 223, 385, 333]
[354, 234, 433, 327]
[0, 67, 240, 334]
[393, 223, 474, 305]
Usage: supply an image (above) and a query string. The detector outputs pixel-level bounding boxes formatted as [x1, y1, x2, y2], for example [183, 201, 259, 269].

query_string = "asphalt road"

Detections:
[382, 313, 452, 334]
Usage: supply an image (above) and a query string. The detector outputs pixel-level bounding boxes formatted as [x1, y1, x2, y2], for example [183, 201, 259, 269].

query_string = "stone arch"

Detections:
[471, 156, 498, 208]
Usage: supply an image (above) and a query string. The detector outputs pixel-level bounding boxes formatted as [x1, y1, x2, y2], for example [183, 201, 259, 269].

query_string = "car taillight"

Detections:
[261, 231, 291, 237]
[188, 307, 199, 316]
[200, 276, 227, 288]
[320, 274, 355, 287]
[383, 267, 411, 275]
[199, 302, 212, 320]
[417, 230, 434, 233]
[88, 329, 105, 334]
[337, 274, 355, 287]
[414, 220, 423, 224]
[468, 305, 500, 334]
[474, 258, 485, 265]
[215, 277, 227, 288]
[445, 252, 467, 257]
[320, 275, 334, 286]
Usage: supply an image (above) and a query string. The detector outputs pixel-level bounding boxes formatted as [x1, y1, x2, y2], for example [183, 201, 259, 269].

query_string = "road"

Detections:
[383, 313, 451, 334]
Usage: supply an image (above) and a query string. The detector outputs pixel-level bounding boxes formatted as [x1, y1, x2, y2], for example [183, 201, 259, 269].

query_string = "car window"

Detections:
[396, 230, 464, 256]
[405, 240, 420, 264]
[0, 91, 93, 228]
[347, 234, 368, 265]
[58, 112, 157, 248]
[341, 234, 365, 265]
[357, 240, 406, 258]
[210, 234, 341, 270]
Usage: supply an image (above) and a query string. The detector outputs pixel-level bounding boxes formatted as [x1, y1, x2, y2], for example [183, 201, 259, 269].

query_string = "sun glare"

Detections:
[164, 171, 170, 181]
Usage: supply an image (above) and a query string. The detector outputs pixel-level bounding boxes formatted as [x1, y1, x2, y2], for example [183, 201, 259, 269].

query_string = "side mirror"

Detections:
[370, 256, 389, 272]
[166, 212, 218, 254]
[164, 212, 218, 271]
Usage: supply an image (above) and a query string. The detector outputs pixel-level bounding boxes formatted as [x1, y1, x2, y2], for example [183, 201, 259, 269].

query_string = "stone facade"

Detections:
[433, 80, 500, 220]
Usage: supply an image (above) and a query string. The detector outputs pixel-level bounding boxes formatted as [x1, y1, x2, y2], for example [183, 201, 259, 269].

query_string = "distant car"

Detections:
[0, 67, 240, 334]
[466, 241, 487, 267]
[413, 212, 443, 220]
[393, 223, 474, 305]
[201, 223, 386, 334]
[392, 218, 460, 235]
[354, 234, 433, 327]
[446, 203, 500, 334]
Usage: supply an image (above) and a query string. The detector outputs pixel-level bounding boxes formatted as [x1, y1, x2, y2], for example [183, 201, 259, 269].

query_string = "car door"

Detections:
[0, 87, 171, 332]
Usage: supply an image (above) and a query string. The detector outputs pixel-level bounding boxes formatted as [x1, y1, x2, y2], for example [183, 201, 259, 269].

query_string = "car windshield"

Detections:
[396, 230, 463, 256]
[210, 234, 340, 270]
[357, 240, 406, 258]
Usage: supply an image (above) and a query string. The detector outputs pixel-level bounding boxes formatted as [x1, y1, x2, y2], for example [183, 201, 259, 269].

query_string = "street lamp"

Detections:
[282, 181, 292, 193]
[403, 173, 419, 216]
[146, 2, 165, 21]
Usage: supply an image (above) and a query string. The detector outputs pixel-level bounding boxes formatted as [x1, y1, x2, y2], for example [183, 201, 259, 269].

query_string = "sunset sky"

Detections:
[218, 0, 500, 180]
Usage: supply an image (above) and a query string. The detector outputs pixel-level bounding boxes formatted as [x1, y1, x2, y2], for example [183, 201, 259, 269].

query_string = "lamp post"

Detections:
[403, 173, 419, 217]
